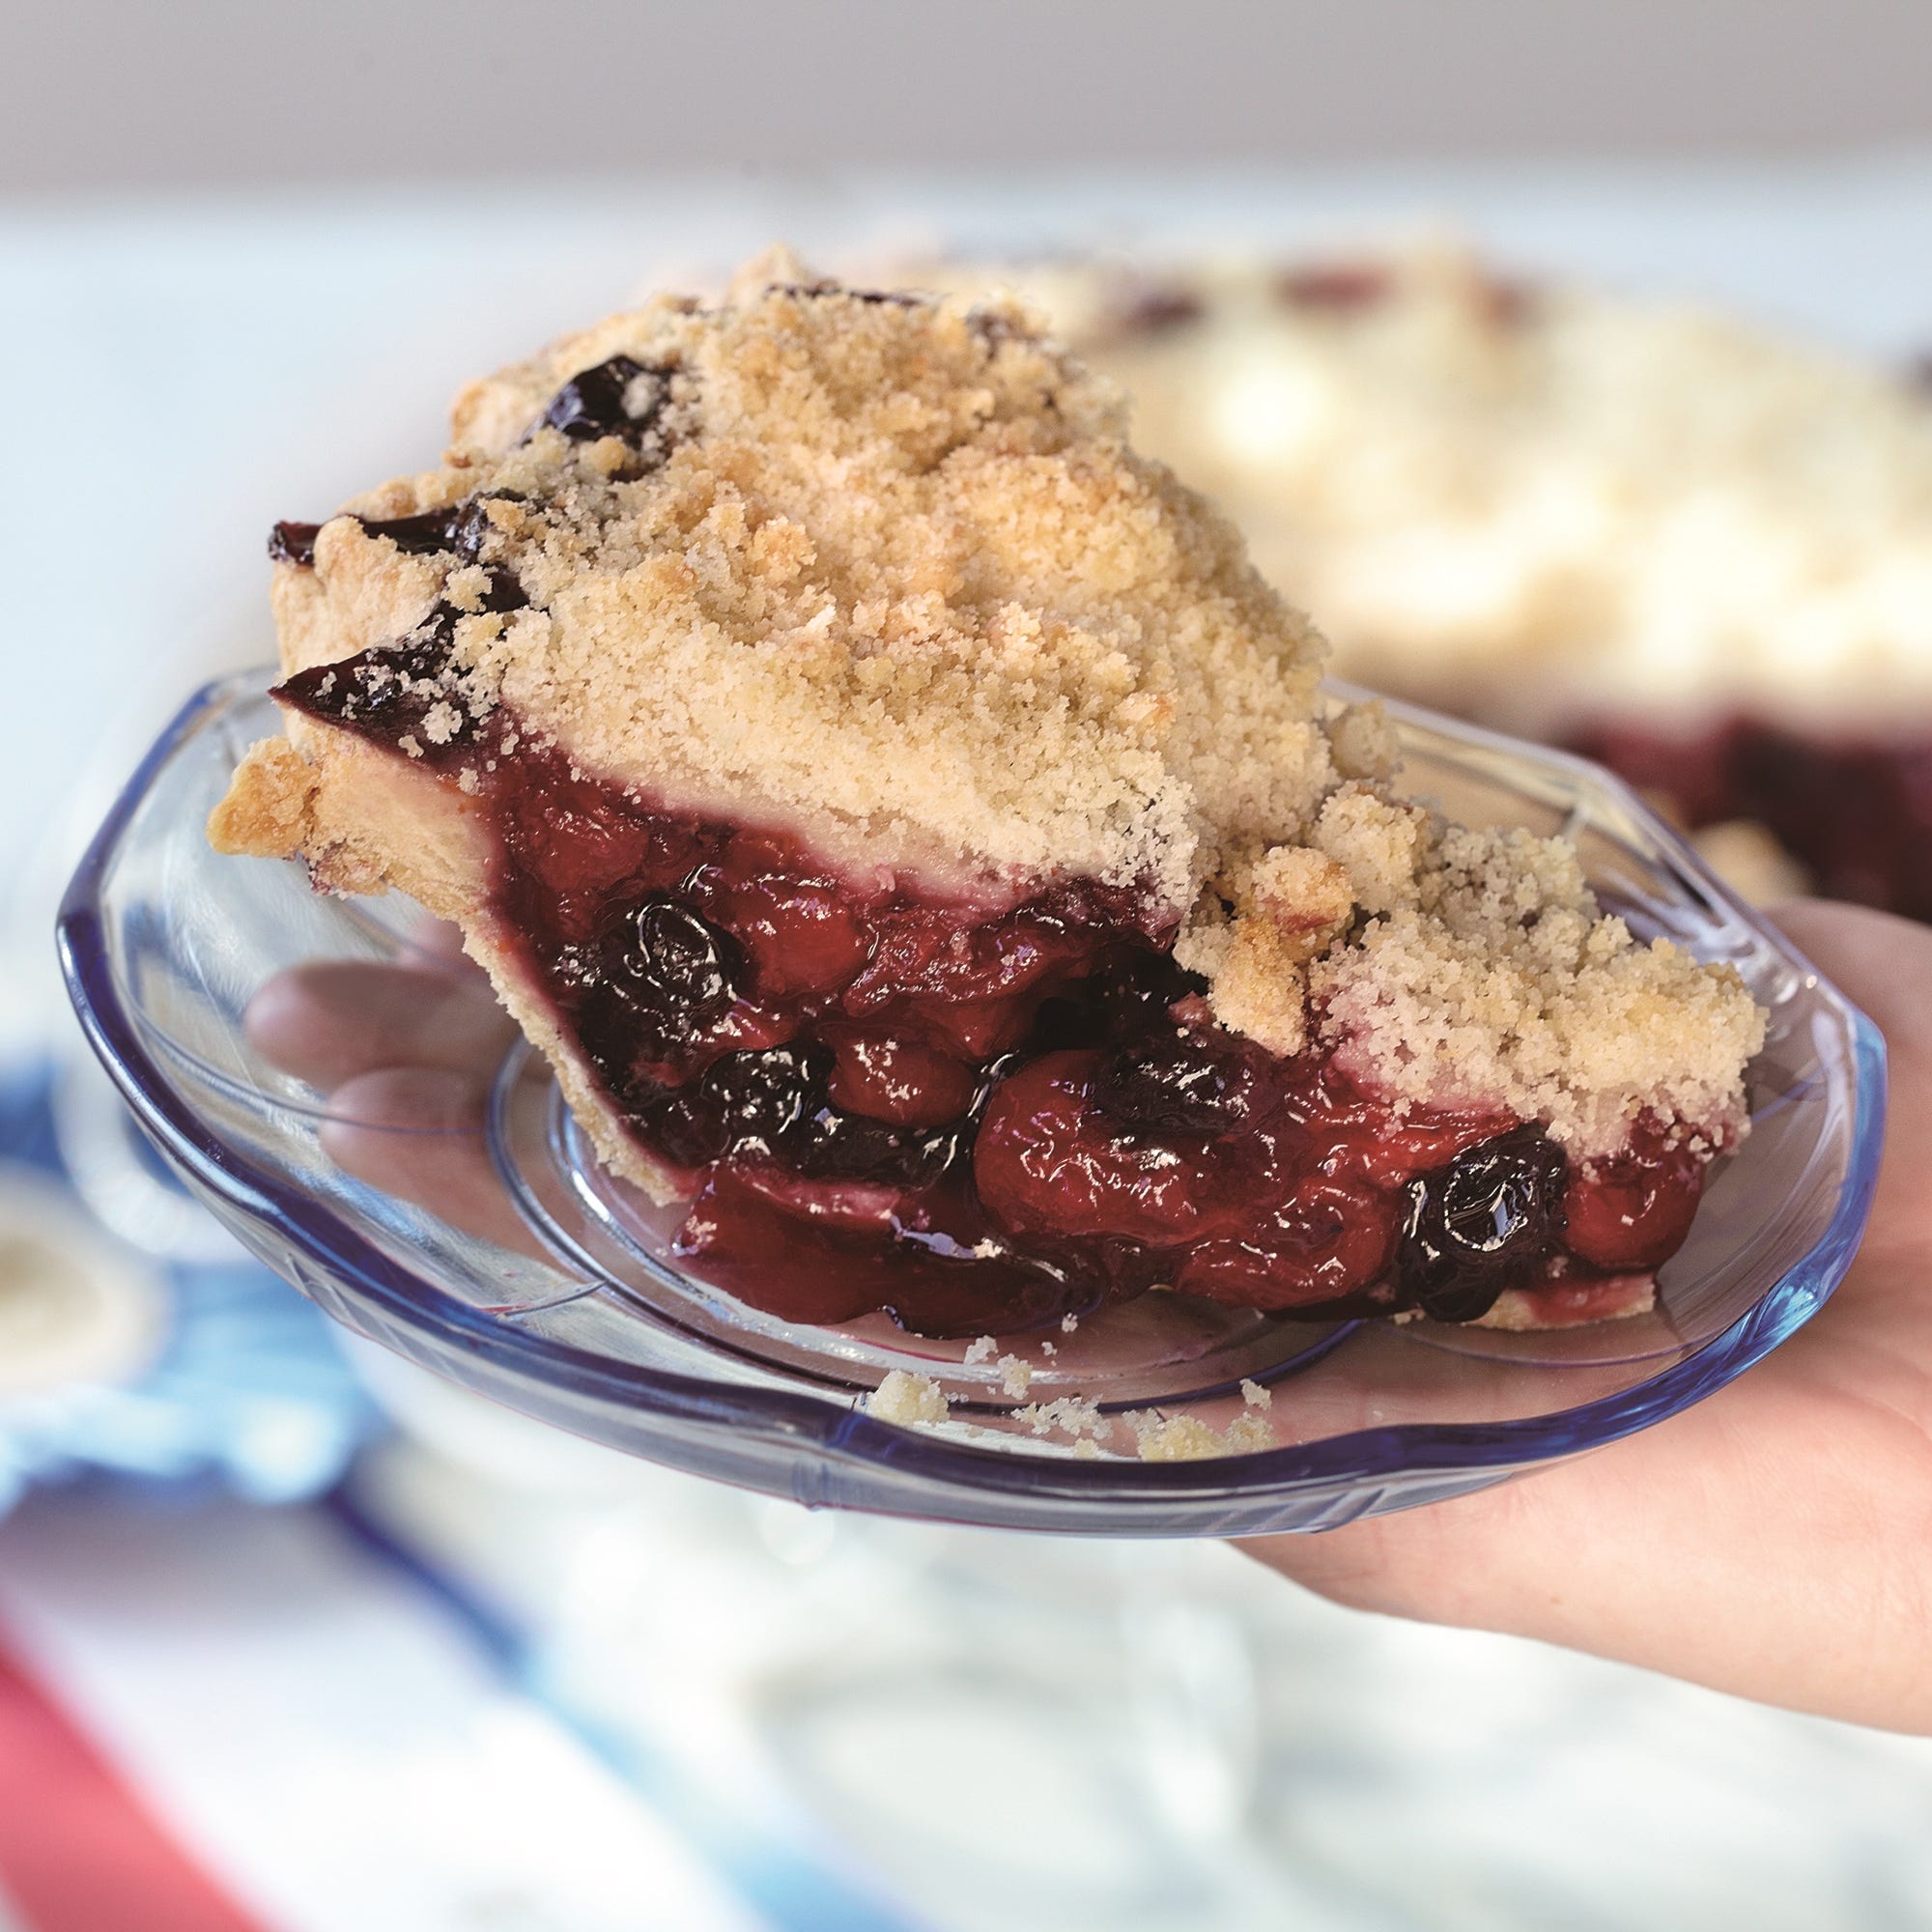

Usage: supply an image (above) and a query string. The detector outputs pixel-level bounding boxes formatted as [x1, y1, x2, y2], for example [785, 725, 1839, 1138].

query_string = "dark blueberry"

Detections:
[534, 355, 679, 456]
[1092, 1030, 1256, 1135]
[445, 493, 516, 562]
[603, 900, 744, 1026]
[626, 1045, 830, 1167]
[269, 520, 322, 566]
[1396, 1123, 1568, 1322]
[357, 505, 478, 555]
[637, 1083, 732, 1167]
[700, 1043, 831, 1154]
[471, 566, 527, 613]
[789, 1104, 960, 1187]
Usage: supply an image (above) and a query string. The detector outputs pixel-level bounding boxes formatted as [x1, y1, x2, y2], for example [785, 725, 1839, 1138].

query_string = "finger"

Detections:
[1242, 1331, 1932, 1732]
[319, 1066, 551, 1264]
[247, 960, 516, 1091]
[396, 918, 484, 976]
[1768, 900, 1932, 1268]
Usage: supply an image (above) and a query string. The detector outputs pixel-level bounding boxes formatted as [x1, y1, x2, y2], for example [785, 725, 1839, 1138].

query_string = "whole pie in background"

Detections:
[932, 244, 1932, 915]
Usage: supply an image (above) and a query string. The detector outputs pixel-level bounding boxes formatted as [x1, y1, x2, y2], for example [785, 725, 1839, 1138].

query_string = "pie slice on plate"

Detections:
[209, 253, 1766, 1338]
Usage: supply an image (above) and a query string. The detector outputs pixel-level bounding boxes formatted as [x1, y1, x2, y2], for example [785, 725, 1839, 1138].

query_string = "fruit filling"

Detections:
[279, 659, 1713, 1338]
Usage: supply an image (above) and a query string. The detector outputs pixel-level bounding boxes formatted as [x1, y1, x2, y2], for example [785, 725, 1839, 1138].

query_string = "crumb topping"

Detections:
[263, 250, 1764, 1153]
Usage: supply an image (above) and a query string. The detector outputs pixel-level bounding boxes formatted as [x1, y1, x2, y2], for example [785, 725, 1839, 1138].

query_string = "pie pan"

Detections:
[57, 674, 1885, 1535]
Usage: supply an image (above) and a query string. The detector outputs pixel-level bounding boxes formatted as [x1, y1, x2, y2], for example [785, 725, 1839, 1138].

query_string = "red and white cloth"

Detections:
[0, 1495, 773, 1932]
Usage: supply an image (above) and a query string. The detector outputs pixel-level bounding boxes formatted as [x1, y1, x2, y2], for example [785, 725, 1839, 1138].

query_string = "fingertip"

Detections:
[244, 958, 514, 1089]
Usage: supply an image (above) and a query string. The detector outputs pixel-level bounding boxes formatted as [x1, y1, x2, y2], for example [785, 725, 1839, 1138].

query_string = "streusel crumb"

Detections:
[867, 1370, 950, 1427]
[1128, 1413, 1226, 1462]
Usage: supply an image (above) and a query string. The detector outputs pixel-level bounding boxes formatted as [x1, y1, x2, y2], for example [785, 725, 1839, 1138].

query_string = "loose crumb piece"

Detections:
[1129, 1413, 1226, 1463]
[996, 1353, 1034, 1399]
[1072, 1437, 1103, 1460]
[867, 1370, 950, 1427]
[1061, 1313, 1080, 1335]
[1239, 1378, 1271, 1408]
[205, 737, 318, 858]
[1123, 1405, 1276, 1460]
[1223, 1411, 1276, 1453]
[1015, 1394, 1103, 1440]
[962, 1335, 999, 1366]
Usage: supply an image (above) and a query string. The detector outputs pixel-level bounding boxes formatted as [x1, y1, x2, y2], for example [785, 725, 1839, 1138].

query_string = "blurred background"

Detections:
[7, 5, 1932, 1927]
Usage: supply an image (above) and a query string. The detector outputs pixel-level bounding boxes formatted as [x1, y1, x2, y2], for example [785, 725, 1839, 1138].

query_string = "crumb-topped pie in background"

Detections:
[930, 244, 1932, 914]
[209, 252, 1765, 1342]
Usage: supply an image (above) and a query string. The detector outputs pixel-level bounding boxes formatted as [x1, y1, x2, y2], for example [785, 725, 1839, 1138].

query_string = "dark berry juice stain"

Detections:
[268, 493, 520, 570]
[533, 355, 681, 460]
[274, 569, 528, 762]
[269, 521, 324, 567]
[1275, 263, 1393, 312]
[276, 687, 1714, 1333]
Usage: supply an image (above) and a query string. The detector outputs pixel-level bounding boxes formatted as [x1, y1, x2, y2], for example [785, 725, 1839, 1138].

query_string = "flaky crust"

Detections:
[209, 728, 681, 1204]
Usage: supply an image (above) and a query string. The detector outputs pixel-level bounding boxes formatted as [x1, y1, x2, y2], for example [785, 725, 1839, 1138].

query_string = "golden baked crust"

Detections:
[214, 253, 1764, 1173]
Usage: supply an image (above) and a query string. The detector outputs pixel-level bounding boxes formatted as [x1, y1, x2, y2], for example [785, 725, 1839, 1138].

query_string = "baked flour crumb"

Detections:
[1124, 1407, 1278, 1460]
[866, 1369, 950, 1427]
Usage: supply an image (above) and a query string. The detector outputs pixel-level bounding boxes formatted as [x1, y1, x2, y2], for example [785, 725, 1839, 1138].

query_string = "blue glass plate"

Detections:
[57, 675, 1885, 1535]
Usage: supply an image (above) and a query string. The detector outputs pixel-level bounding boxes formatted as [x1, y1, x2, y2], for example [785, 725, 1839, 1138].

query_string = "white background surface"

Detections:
[10, 159, 1932, 1928]
[9, 2, 1932, 189]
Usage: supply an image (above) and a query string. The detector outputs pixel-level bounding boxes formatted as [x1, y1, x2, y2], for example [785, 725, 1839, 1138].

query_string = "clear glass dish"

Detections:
[57, 674, 1886, 1536]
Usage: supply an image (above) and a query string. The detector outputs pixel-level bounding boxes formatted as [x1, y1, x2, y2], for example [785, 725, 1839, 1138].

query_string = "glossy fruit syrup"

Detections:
[279, 643, 1711, 1338]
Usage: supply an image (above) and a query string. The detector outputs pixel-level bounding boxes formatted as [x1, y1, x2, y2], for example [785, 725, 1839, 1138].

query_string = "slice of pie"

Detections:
[209, 253, 1766, 1338]
[924, 243, 1932, 914]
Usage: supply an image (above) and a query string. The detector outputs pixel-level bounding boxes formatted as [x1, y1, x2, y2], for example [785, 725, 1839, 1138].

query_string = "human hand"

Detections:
[243, 925, 536, 1257]
[250, 905, 1930, 1732]
[1246, 901, 1932, 1734]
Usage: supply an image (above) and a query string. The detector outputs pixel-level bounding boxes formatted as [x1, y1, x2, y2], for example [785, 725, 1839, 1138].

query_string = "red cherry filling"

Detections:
[1179, 1177, 1400, 1313]
[277, 668, 1719, 1336]
[1561, 1123, 1707, 1272]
